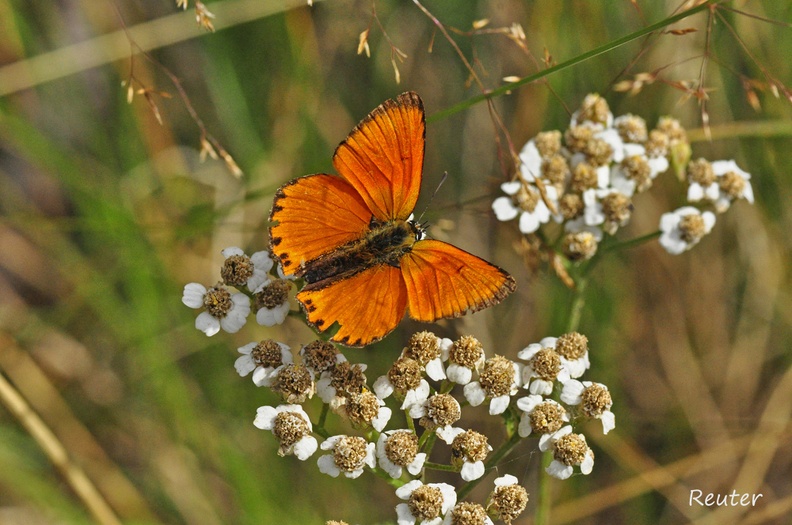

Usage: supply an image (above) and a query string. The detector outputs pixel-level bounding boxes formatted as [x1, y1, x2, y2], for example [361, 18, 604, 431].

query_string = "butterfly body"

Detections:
[298, 217, 422, 289]
[270, 92, 516, 347]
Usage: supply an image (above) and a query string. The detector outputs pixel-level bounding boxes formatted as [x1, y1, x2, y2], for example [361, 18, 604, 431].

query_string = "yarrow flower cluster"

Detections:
[223, 326, 612, 523]
[181, 247, 293, 336]
[493, 93, 755, 262]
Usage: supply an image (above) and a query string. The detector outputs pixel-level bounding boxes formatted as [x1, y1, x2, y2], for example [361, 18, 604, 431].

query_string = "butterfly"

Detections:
[269, 92, 516, 347]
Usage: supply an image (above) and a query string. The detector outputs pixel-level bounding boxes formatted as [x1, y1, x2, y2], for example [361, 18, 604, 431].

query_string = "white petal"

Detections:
[500, 180, 522, 195]
[516, 394, 542, 413]
[373, 376, 395, 399]
[221, 246, 244, 258]
[253, 406, 277, 430]
[518, 412, 533, 437]
[256, 301, 290, 327]
[425, 358, 446, 381]
[446, 364, 472, 385]
[293, 436, 318, 460]
[601, 410, 616, 434]
[195, 311, 220, 336]
[407, 453, 426, 476]
[517, 343, 542, 361]
[317, 454, 340, 477]
[460, 460, 486, 481]
[395, 503, 416, 525]
[489, 395, 511, 415]
[580, 451, 595, 474]
[528, 379, 553, 396]
[436, 425, 460, 445]
[250, 250, 274, 272]
[492, 196, 519, 221]
[463, 382, 487, 406]
[687, 183, 704, 202]
[518, 211, 541, 234]
[372, 407, 392, 432]
[396, 480, 423, 500]
[234, 355, 256, 377]
[182, 283, 207, 308]
[251, 366, 276, 387]
[246, 270, 270, 293]
[546, 460, 573, 480]
[494, 474, 519, 486]
[560, 379, 585, 405]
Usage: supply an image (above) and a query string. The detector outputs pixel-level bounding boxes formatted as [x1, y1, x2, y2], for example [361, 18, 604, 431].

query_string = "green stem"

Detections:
[566, 276, 588, 334]
[601, 230, 662, 254]
[315, 403, 329, 439]
[427, 0, 715, 122]
[535, 451, 553, 525]
[423, 461, 457, 473]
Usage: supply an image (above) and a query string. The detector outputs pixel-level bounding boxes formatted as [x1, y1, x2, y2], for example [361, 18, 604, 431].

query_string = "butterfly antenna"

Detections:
[416, 171, 449, 226]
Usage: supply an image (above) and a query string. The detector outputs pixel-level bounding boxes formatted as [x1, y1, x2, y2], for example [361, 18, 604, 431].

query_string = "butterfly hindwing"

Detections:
[400, 239, 517, 322]
[333, 92, 425, 221]
[269, 174, 371, 276]
[297, 265, 409, 347]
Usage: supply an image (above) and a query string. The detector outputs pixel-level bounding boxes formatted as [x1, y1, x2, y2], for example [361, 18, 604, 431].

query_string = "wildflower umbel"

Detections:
[182, 282, 249, 336]
[491, 93, 754, 268]
[540, 426, 595, 480]
[317, 435, 376, 479]
[487, 475, 529, 525]
[396, 480, 457, 524]
[254, 404, 317, 461]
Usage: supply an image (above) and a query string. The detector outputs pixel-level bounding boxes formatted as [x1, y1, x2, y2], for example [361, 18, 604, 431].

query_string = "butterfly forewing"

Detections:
[269, 174, 371, 276]
[333, 92, 425, 221]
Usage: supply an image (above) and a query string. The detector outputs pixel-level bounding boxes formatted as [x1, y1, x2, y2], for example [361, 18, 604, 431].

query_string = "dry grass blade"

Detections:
[0, 0, 318, 96]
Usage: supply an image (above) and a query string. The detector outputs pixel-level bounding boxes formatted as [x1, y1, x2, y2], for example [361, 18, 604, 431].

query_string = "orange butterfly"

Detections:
[269, 92, 516, 347]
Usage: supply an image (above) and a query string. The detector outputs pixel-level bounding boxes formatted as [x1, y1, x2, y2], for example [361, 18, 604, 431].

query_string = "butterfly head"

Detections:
[409, 219, 428, 242]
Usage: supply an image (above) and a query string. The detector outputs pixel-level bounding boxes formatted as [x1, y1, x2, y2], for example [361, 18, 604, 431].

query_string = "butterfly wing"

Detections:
[298, 265, 408, 347]
[400, 240, 516, 322]
[333, 92, 425, 221]
[269, 174, 371, 276]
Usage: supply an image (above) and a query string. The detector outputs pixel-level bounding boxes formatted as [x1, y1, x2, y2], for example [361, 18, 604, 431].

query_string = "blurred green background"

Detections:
[1, 1, 790, 524]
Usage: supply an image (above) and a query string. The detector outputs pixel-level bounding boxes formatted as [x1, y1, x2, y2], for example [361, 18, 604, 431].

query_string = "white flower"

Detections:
[220, 247, 273, 292]
[564, 217, 604, 242]
[518, 139, 543, 182]
[492, 181, 556, 234]
[445, 428, 492, 482]
[659, 206, 716, 255]
[609, 144, 666, 197]
[317, 435, 376, 479]
[516, 395, 569, 437]
[376, 430, 426, 479]
[316, 362, 367, 406]
[182, 283, 250, 336]
[561, 380, 615, 434]
[374, 374, 431, 415]
[539, 426, 594, 480]
[253, 404, 317, 460]
[711, 160, 754, 212]
[395, 480, 457, 525]
[424, 337, 452, 382]
[687, 178, 720, 203]
[518, 338, 571, 395]
[253, 280, 291, 327]
[462, 358, 521, 415]
[234, 340, 292, 387]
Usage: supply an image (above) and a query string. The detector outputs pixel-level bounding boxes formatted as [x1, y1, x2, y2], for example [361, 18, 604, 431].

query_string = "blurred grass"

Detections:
[1, 1, 791, 524]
